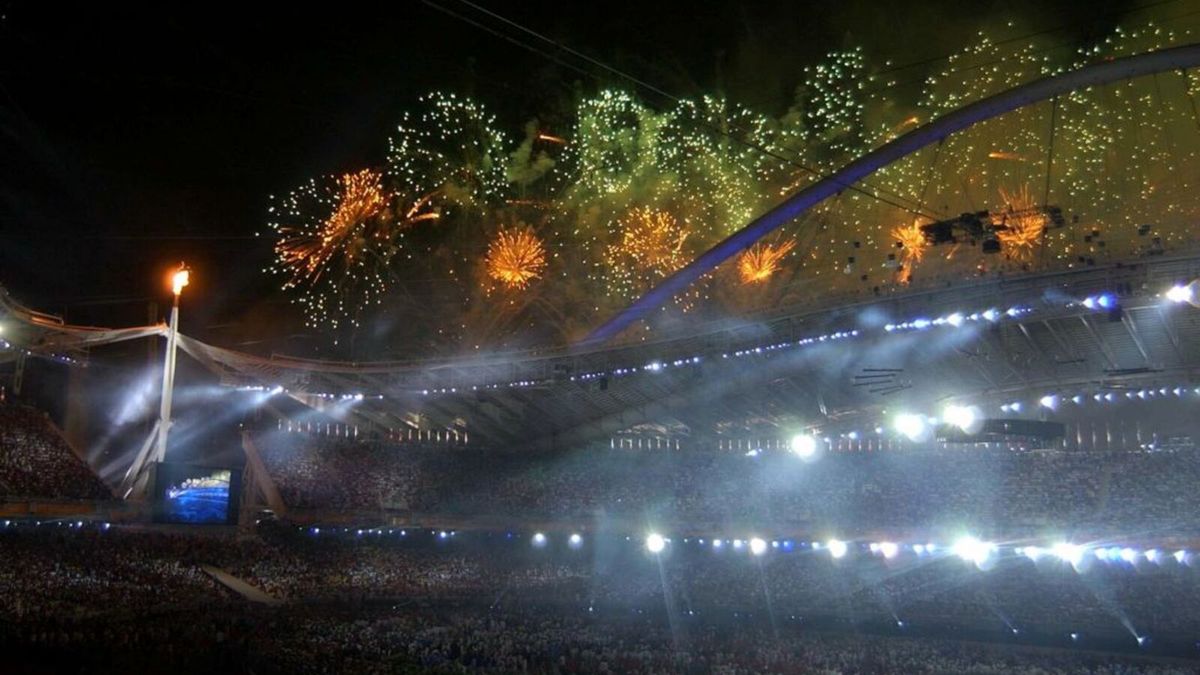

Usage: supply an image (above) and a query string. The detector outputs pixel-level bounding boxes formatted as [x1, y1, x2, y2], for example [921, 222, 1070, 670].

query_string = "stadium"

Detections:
[3, 2, 1200, 673]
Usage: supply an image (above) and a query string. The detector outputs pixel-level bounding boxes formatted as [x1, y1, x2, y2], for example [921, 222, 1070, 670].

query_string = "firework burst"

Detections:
[486, 227, 547, 290]
[279, 169, 388, 284]
[262, 20, 1200, 347]
[604, 207, 696, 306]
[388, 92, 510, 213]
[738, 239, 797, 285]
[891, 221, 928, 284]
[267, 168, 439, 329]
[994, 185, 1047, 260]
[571, 90, 667, 198]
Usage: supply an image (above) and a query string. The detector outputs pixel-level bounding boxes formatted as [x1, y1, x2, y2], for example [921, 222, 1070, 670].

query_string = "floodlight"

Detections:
[827, 539, 848, 559]
[953, 536, 995, 567]
[943, 405, 981, 433]
[894, 414, 928, 441]
[1166, 285, 1191, 303]
[1052, 542, 1085, 567]
[791, 434, 818, 458]
[646, 533, 666, 554]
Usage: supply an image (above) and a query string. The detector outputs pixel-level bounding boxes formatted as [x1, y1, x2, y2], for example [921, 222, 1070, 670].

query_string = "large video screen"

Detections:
[154, 463, 240, 525]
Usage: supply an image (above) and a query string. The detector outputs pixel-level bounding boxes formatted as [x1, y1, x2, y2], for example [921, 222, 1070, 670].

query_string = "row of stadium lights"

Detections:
[273, 418, 471, 444]
[1021, 385, 1200, 412]
[256, 383, 1197, 454]
[887, 380, 1199, 444]
[415, 302, 1051, 396]
[299, 524, 1194, 575]
[237, 384, 383, 402]
[409, 286, 1187, 396]
[5, 282, 1195, 396]
[4, 520, 1161, 648]
[220, 283, 1195, 401]
[633, 533, 1192, 575]
[2, 520, 111, 530]
[0, 336, 79, 366]
[883, 306, 1030, 332]
[420, 300, 1025, 395]
[300, 298, 1041, 399]
[421, 286, 1173, 395]
[420, 283, 1195, 396]
[278, 379, 1198, 451]
[27, 517, 1192, 589]
[305, 525, 1180, 647]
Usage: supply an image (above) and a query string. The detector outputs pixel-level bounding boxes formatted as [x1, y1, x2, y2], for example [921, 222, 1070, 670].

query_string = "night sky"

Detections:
[0, 0, 1134, 346]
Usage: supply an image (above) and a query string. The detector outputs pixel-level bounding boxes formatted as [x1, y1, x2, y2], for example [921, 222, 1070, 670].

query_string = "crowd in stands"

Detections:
[3, 522, 1199, 673]
[5, 407, 1200, 670]
[253, 432, 423, 511]
[0, 526, 253, 622]
[0, 404, 109, 500]
[248, 608, 1199, 675]
[13, 603, 1198, 674]
[254, 431, 1200, 536]
[3, 401, 1195, 540]
[235, 523, 1200, 638]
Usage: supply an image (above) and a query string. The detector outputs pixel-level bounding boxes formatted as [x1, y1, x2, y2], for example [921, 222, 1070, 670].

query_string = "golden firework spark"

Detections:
[276, 169, 389, 285]
[994, 185, 1047, 260]
[738, 239, 797, 284]
[269, 168, 442, 328]
[486, 227, 547, 289]
[604, 207, 695, 305]
[987, 150, 1026, 161]
[891, 221, 928, 284]
[885, 115, 920, 138]
[607, 208, 690, 271]
[536, 132, 568, 145]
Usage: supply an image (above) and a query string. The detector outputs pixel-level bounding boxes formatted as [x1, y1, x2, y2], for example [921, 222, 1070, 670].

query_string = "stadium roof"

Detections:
[5, 253, 1199, 449]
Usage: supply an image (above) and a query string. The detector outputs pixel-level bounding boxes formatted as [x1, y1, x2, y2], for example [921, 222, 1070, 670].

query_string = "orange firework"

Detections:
[738, 239, 797, 284]
[269, 168, 442, 328]
[486, 227, 547, 289]
[277, 169, 389, 284]
[604, 207, 694, 303]
[994, 185, 1046, 260]
[891, 221, 928, 284]
[607, 208, 690, 271]
[885, 115, 920, 139]
[987, 150, 1026, 161]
